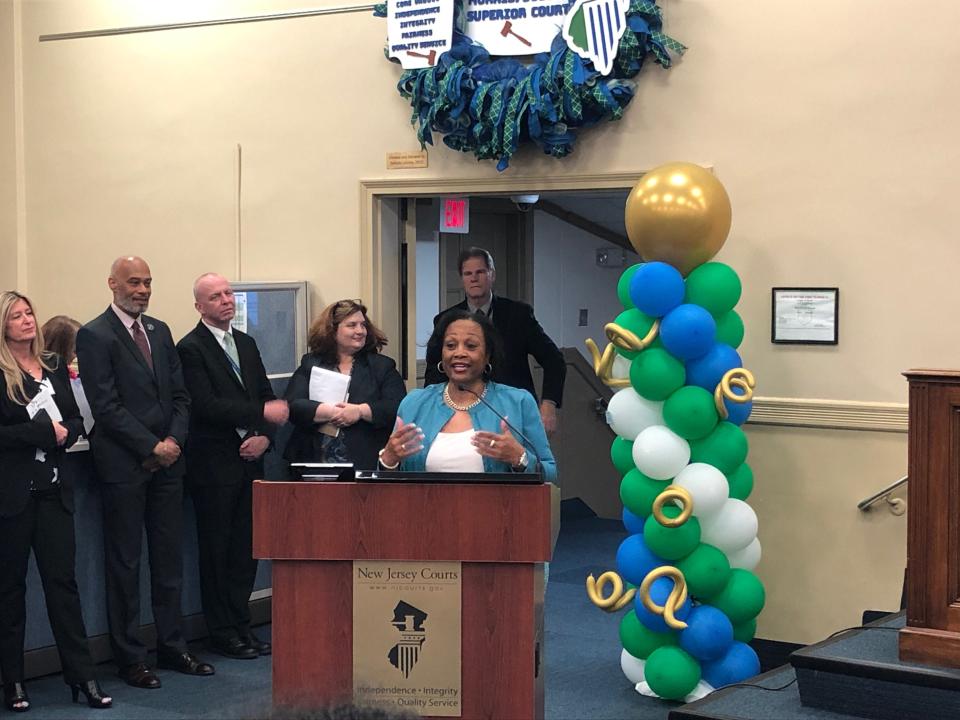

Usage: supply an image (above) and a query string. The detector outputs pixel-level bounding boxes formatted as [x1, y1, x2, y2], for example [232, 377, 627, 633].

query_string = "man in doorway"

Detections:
[177, 273, 288, 660]
[76, 256, 214, 689]
[424, 246, 566, 432]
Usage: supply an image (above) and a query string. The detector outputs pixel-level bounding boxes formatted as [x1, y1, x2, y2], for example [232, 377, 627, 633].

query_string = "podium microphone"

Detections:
[457, 384, 545, 479]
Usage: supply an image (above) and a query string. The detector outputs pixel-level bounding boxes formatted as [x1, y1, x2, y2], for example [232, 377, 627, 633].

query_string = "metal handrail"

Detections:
[858, 475, 908, 513]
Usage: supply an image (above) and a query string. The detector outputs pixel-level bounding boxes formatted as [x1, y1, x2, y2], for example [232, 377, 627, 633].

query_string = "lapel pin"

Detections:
[146, 323, 155, 331]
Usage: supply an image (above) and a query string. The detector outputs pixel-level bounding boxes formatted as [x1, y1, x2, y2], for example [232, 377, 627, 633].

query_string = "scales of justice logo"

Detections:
[388, 601, 429, 678]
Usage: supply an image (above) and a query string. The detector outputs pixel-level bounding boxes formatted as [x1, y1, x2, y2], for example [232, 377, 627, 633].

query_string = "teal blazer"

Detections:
[396, 381, 556, 481]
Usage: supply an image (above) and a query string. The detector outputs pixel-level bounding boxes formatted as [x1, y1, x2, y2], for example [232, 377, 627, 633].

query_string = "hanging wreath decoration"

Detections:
[373, 0, 685, 171]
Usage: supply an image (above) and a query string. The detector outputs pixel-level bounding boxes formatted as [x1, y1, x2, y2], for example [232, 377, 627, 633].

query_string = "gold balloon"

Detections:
[625, 162, 732, 276]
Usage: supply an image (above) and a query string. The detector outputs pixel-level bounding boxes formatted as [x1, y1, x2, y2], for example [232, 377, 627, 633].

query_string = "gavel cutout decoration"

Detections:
[406, 49, 437, 66]
[500, 20, 532, 47]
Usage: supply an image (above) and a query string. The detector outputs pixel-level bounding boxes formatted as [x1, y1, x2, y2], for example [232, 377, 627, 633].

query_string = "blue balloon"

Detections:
[685, 343, 742, 392]
[660, 304, 717, 361]
[615, 533, 664, 586]
[723, 397, 753, 425]
[628, 262, 685, 318]
[623, 507, 645, 535]
[634, 576, 693, 633]
[701, 641, 760, 688]
[679, 605, 734, 662]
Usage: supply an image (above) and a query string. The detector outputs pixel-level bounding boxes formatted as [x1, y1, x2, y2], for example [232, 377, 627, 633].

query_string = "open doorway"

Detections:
[410, 190, 638, 385]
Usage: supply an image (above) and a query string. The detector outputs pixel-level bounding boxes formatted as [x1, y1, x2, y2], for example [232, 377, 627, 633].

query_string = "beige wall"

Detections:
[8, 0, 950, 643]
[0, 1, 18, 290]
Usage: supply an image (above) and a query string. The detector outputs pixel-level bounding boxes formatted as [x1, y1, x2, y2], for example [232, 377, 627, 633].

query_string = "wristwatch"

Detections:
[512, 450, 528, 472]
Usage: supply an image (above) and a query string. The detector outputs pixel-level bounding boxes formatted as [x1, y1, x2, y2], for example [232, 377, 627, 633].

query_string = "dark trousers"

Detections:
[100, 470, 188, 667]
[0, 490, 96, 684]
[190, 473, 258, 642]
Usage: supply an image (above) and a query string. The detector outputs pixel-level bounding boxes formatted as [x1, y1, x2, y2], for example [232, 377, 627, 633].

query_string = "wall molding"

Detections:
[749, 396, 908, 433]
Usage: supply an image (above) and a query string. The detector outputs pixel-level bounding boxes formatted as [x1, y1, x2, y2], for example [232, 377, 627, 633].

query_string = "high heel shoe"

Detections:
[3, 682, 30, 712]
[70, 680, 112, 709]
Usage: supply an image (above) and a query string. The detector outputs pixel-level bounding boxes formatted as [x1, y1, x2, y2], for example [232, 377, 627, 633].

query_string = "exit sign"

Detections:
[440, 197, 470, 234]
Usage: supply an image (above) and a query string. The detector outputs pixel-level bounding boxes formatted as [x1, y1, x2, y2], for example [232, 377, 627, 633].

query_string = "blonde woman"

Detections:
[0, 292, 111, 711]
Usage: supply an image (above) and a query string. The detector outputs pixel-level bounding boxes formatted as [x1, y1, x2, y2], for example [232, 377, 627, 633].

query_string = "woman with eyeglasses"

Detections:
[284, 300, 406, 470]
[0, 292, 111, 711]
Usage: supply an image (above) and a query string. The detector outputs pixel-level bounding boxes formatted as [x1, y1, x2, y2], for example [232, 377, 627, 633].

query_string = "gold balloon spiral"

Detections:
[651, 485, 693, 527]
[586, 571, 636, 612]
[713, 368, 756, 420]
[638, 566, 689, 630]
[584, 321, 660, 389]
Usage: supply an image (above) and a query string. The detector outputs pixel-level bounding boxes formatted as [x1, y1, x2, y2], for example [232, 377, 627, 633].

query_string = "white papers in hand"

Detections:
[309, 366, 350, 405]
[27, 378, 62, 422]
[309, 366, 350, 438]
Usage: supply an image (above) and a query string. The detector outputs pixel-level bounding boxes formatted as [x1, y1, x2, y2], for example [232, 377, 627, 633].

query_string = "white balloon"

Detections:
[620, 649, 646, 685]
[673, 463, 729, 518]
[606, 388, 664, 441]
[700, 499, 758, 554]
[728, 537, 762, 570]
[632, 425, 691, 480]
[611, 354, 632, 381]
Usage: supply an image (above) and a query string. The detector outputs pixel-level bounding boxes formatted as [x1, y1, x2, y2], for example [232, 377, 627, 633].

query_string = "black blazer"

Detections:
[177, 322, 277, 487]
[424, 295, 567, 406]
[284, 351, 406, 470]
[76, 307, 190, 483]
[0, 356, 84, 517]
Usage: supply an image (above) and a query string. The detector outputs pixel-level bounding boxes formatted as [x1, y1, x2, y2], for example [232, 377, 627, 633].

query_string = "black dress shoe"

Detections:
[157, 651, 215, 676]
[240, 632, 272, 656]
[118, 663, 161, 689]
[209, 637, 258, 660]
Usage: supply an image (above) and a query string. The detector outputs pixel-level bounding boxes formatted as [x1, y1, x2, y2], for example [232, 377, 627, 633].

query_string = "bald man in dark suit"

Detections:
[76, 256, 214, 689]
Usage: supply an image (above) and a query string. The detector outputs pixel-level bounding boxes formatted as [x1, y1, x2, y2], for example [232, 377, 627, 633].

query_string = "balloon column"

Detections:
[585, 163, 763, 702]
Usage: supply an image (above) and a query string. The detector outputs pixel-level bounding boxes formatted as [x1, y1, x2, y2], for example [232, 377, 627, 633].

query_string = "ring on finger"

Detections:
[401, 442, 406, 450]
[489, 439, 496, 448]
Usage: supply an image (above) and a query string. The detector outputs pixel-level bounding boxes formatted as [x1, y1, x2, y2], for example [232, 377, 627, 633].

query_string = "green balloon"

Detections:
[715, 310, 744, 348]
[727, 462, 754, 501]
[617, 263, 643, 308]
[643, 506, 701, 561]
[614, 308, 656, 360]
[684, 262, 742, 317]
[675, 543, 731, 600]
[644, 646, 701, 700]
[711, 569, 766, 625]
[619, 610, 677, 659]
[663, 386, 720, 440]
[629, 348, 685, 401]
[689, 422, 748, 475]
[620, 469, 671, 518]
[610, 437, 636, 475]
[732, 617, 757, 643]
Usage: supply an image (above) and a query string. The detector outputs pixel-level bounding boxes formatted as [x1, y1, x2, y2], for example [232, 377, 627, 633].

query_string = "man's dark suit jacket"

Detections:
[0, 356, 84, 517]
[424, 295, 566, 407]
[176, 322, 277, 486]
[76, 308, 190, 482]
[284, 351, 406, 470]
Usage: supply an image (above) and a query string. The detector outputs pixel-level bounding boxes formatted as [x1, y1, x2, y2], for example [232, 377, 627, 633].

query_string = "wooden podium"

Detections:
[899, 370, 960, 666]
[253, 478, 560, 719]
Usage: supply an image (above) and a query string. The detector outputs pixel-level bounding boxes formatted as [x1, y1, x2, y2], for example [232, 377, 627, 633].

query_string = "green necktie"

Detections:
[223, 332, 243, 385]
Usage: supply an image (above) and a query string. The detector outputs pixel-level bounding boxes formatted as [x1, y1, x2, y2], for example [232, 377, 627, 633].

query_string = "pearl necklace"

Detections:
[443, 383, 487, 412]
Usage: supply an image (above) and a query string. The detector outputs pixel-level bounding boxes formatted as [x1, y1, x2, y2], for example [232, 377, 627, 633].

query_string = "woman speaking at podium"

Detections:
[377, 309, 555, 480]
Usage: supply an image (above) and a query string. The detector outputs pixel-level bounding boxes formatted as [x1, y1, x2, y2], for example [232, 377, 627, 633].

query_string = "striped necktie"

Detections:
[223, 332, 243, 385]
